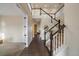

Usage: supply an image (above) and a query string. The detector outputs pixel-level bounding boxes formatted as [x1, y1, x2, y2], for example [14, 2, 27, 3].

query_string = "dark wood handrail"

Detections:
[32, 8, 51, 17]
[53, 18, 59, 22]
[45, 24, 65, 41]
[46, 22, 59, 33]
[52, 24, 65, 36]
[32, 8, 58, 22]
[40, 8, 52, 18]
[40, 8, 58, 22]
[54, 4, 64, 15]
[32, 8, 54, 14]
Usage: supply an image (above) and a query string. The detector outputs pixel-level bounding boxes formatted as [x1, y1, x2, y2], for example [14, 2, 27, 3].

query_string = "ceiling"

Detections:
[31, 3, 64, 23]
[0, 3, 24, 16]
[31, 3, 64, 13]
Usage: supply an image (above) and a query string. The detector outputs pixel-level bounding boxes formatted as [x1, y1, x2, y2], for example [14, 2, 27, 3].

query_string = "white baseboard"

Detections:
[55, 45, 68, 56]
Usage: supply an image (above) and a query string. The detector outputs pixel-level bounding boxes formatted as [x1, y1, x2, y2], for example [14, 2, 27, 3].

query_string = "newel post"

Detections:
[49, 31, 53, 56]
[44, 31, 46, 46]
[58, 20, 61, 46]
[58, 20, 60, 30]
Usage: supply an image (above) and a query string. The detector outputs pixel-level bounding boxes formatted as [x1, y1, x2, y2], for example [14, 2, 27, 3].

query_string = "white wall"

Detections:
[56, 7, 64, 25]
[32, 10, 41, 19]
[23, 15, 28, 47]
[18, 4, 33, 47]
[64, 3, 79, 56]
[40, 14, 52, 40]
[0, 16, 25, 43]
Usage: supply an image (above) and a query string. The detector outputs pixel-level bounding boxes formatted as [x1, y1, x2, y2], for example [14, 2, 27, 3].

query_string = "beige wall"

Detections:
[64, 3, 79, 56]
[0, 16, 24, 43]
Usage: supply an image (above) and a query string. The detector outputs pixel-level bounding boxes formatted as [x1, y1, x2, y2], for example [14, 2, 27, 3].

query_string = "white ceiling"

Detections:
[31, 3, 63, 8]
[31, 3, 64, 23]
[31, 3, 64, 13]
[0, 3, 24, 16]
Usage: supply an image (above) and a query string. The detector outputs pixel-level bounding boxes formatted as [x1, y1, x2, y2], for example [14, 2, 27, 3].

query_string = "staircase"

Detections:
[32, 5, 65, 56]
[44, 22, 65, 56]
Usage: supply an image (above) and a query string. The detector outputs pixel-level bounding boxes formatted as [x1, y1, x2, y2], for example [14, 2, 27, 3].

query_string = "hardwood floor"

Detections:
[0, 42, 25, 56]
[20, 37, 49, 56]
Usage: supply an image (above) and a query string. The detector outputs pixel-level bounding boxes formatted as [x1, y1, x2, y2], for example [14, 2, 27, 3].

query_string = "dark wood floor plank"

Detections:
[20, 37, 49, 56]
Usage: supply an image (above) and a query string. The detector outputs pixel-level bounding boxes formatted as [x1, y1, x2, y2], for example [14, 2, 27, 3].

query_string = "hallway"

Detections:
[20, 38, 49, 56]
